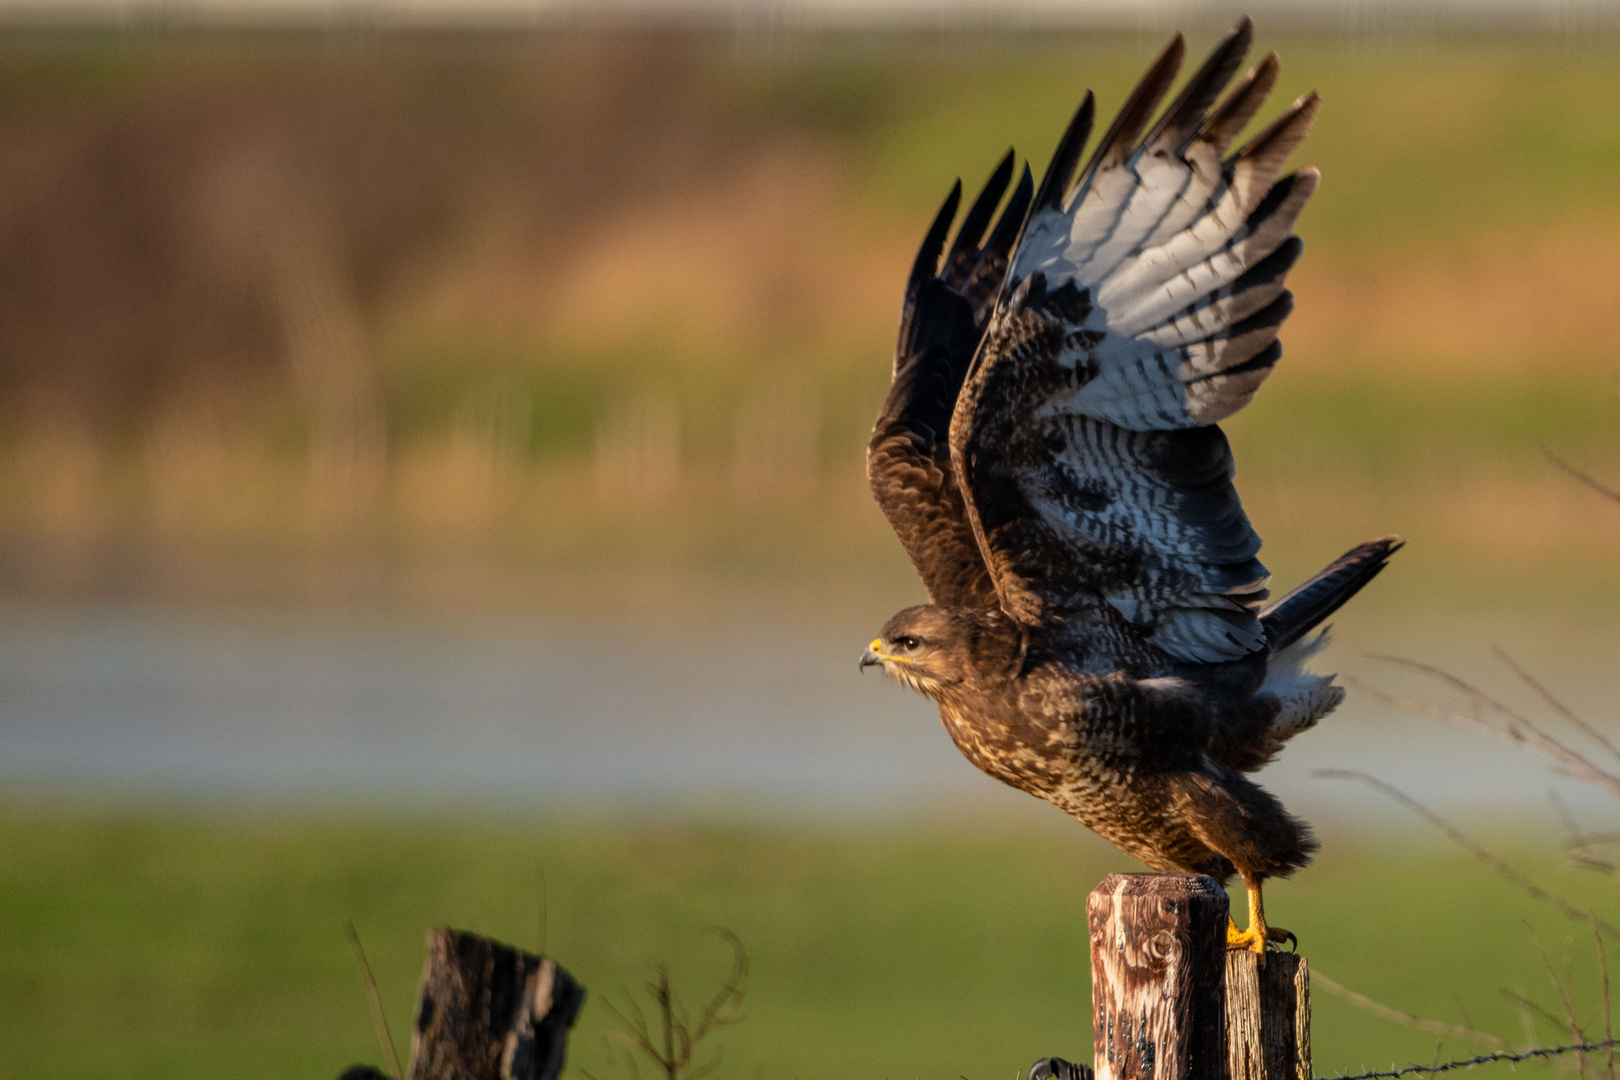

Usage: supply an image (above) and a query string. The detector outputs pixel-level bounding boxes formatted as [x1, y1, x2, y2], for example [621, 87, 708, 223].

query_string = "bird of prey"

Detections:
[860, 21, 1401, 954]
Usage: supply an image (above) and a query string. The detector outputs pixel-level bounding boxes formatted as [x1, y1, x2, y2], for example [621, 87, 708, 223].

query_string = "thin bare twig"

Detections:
[1502, 987, 1571, 1041]
[1543, 445, 1620, 508]
[1313, 970, 1508, 1049]
[537, 862, 549, 958]
[1355, 662, 1620, 805]
[1313, 771, 1620, 942]
[1528, 926, 1586, 1078]
[590, 932, 748, 1080]
[344, 922, 405, 1080]
[1516, 983, 1540, 1050]
[1594, 913, 1615, 1080]
[1492, 645, 1620, 765]
[1547, 795, 1620, 878]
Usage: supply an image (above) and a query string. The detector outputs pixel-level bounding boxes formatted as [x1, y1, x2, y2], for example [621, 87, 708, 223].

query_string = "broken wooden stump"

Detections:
[1086, 873, 1313, 1080]
[1225, 951, 1310, 1080]
[340, 928, 584, 1080]
[1088, 873, 1228, 1080]
[411, 929, 586, 1080]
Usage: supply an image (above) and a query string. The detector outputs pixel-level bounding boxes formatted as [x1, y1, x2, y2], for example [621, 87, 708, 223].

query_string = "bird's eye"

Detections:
[897, 635, 921, 650]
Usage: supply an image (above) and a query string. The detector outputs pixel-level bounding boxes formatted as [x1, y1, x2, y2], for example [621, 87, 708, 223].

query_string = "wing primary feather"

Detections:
[1031, 92, 1096, 217]
[948, 150, 1015, 281]
[911, 180, 962, 289]
[986, 163, 1035, 260]
[1145, 18, 1253, 153]
[1242, 170, 1308, 233]
[1209, 336, 1282, 381]
[1068, 33, 1185, 200]
[964, 162, 1034, 324]
[1229, 91, 1321, 170]
[1204, 52, 1280, 154]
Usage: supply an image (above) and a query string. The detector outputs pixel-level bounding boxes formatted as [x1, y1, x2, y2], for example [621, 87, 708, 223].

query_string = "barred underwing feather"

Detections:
[1131, 55, 1279, 255]
[1016, 36, 1186, 284]
[1075, 21, 1255, 284]
[1140, 238, 1300, 348]
[1108, 168, 1317, 335]
[946, 26, 1321, 662]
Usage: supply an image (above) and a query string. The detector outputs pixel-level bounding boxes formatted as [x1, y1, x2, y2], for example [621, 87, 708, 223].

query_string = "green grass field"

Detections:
[2, 804, 1612, 1080]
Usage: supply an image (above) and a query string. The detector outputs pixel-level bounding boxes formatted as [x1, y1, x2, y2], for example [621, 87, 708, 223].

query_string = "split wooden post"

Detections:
[1225, 952, 1311, 1080]
[1088, 873, 1228, 1080]
[408, 928, 586, 1080]
[1086, 873, 1312, 1080]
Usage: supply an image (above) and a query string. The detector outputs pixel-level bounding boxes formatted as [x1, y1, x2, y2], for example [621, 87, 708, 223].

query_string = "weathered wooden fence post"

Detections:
[1225, 951, 1310, 1080]
[1088, 873, 1229, 1080]
[1085, 873, 1312, 1080]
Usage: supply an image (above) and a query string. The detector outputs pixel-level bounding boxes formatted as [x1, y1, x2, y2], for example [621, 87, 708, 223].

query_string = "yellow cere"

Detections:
[871, 638, 912, 663]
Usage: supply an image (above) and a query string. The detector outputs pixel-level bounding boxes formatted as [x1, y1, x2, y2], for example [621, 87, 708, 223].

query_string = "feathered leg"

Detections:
[1168, 766, 1314, 961]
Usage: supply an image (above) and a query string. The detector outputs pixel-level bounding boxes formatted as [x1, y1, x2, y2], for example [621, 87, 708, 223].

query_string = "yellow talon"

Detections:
[1225, 875, 1293, 962]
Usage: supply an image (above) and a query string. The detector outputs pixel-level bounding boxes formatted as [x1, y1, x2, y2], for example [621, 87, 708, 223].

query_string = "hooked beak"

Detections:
[858, 638, 885, 673]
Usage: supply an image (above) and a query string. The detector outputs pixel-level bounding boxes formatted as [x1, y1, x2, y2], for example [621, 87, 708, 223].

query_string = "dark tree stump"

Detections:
[1225, 951, 1310, 1080]
[1087, 873, 1228, 1080]
[408, 928, 586, 1080]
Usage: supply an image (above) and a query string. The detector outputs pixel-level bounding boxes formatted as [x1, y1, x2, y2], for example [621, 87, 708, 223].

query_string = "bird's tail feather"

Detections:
[1260, 536, 1403, 651]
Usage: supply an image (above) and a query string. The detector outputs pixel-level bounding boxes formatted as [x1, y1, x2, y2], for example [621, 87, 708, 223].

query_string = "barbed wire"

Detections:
[1321, 1038, 1620, 1080]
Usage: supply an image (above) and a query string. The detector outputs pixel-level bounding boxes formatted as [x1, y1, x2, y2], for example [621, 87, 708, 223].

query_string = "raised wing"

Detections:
[868, 152, 1032, 608]
[950, 20, 1319, 663]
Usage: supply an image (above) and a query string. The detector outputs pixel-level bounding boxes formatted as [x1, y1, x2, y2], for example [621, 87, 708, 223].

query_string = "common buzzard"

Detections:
[860, 21, 1400, 954]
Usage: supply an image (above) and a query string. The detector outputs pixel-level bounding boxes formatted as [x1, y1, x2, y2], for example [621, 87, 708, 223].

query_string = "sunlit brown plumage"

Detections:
[860, 21, 1402, 953]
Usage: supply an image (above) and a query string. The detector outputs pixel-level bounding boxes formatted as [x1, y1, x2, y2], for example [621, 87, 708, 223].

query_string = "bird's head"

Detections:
[858, 605, 971, 699]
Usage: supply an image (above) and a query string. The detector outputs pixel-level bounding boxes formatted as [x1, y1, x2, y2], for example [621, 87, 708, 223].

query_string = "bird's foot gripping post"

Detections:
[1087, 874, 1310, 1080]
[1225, 876, 1295, 960]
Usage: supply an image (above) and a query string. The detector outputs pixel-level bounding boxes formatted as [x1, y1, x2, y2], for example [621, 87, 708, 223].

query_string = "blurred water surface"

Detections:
[4, 598, 1616, 830]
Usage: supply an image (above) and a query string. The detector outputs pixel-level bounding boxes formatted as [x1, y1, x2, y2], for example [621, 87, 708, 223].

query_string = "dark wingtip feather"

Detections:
[1074, 32, 1186, 190]
[1147, 18, 1253, 152]
[985, 162, 1034, 260]
[949, 150, 1016, 273]
[910, 180, 962, 288]
[1232, 89, 1321, 166]
[1205, 52, 1280, 151]
[1032, 92, 1095, 215]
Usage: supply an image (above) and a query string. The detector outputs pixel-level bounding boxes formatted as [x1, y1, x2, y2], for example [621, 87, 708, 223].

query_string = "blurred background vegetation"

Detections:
[3, 9, 1620, 1080]
[1, 20, 1618, 612]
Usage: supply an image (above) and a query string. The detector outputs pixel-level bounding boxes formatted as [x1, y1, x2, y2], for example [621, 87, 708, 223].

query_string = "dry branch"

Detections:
[1311, 970, 1507, 1049]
